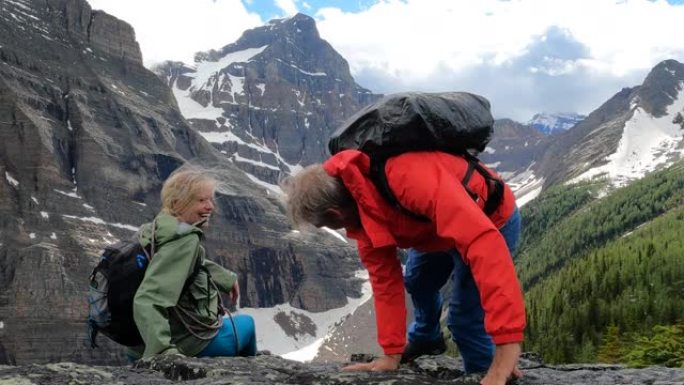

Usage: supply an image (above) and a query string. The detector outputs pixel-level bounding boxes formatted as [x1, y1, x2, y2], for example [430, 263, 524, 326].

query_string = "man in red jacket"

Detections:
[282, 149, 525, 385]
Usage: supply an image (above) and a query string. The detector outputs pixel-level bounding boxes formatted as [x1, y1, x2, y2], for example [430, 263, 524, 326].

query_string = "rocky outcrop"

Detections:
[479, 119, 550, 177]
[0, 0, 361, 365]
[639, 59, 684, 118]
[536, 87, 635, 187]
[1, 353, 683, 385]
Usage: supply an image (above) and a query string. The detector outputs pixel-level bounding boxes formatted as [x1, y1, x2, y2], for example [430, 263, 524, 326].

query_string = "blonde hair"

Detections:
[281, 164, 353, 229]
[161, 167, 217, 217]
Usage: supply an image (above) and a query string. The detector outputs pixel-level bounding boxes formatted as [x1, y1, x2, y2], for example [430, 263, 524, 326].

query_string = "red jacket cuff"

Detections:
[491, 332, 524, 345]
[382, 345, 405, 355]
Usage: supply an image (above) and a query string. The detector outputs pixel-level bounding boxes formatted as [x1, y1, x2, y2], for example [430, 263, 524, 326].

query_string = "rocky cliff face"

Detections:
[505, 59, 684, 203]
[536, 87, 636, 187]
[480, 119, 549, 176]
[0, 0, 361, 365]
[459, 60, 684, 205]
[2, 353, 683, 385]
[153, 13, 382, 187]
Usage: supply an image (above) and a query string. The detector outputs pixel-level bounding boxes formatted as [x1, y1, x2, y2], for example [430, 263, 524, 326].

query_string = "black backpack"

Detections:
[87, 222, 202, 348]
[87, 238, 151, 347]
[328, 91, 504, 222]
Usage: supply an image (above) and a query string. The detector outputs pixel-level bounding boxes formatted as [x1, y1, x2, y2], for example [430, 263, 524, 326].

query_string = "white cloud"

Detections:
[85, 0, 684, 121]
[275, 0, 299, 15]
[316, 0, 684, 77]
[314, 0, 684, 120]
[87, 0, 264, 66]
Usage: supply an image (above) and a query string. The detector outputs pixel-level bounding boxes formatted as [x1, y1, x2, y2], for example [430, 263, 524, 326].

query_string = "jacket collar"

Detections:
[139, 212, 204, 246]
[323, 150, 395, 248]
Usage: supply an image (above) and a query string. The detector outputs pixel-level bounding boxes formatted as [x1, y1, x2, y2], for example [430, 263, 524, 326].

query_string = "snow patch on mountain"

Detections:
[528, 112, 585, 135]
[5, 171, 19, 187]
[190, 46, 267, 93]
[570, 84, 684, 187]
[172, 45, 268, 122]
[504, 163, 545, 206]
[239, 270, 372, 362]
[174, 91, 225, 121]
[168, 44, 313, 188]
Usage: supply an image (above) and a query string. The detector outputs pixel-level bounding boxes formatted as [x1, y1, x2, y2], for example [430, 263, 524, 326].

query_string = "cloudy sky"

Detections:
[86, 0, 684, 122]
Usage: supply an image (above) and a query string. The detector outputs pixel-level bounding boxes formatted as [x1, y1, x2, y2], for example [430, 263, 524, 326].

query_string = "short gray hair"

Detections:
[280, 164, 353, 229]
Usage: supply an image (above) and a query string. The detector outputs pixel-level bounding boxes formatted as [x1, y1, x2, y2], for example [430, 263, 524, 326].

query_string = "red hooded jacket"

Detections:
[323, 150, 525, 355]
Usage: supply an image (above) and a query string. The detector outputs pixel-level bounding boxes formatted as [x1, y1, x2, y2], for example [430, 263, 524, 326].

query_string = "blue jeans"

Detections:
[198, 314, 257, 357]
[404, 207, 521, 373]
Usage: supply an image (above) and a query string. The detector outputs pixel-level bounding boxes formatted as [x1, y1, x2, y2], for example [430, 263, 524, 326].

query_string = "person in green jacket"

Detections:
[131, 168, 257, 359]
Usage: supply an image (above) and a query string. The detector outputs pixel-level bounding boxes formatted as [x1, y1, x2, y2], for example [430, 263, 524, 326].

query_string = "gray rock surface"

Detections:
[314, 292, 415, 363]
[479, 119, 551, 177]
[1, 353, 683, 385]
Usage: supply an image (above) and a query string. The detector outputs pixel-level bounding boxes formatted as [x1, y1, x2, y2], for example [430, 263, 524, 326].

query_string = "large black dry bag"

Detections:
[328, 91, 495, 157]
[327, 91, 503, 220]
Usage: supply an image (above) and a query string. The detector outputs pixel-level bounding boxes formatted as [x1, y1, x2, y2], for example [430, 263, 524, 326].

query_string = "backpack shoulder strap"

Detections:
[139, 219, 157, 262]
[369, 152, 504, 221]
[369, 155, 431, 223]
[461, 152, 504, 216]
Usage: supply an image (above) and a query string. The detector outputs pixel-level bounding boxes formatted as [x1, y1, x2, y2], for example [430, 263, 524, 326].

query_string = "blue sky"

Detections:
[241, 0, 684, 20]
[89, 0, 684, 121]
[242, 0, 378, 21]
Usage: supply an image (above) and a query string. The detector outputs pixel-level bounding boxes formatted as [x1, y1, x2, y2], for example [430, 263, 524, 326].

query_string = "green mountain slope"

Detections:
[518, 161, 684, 365]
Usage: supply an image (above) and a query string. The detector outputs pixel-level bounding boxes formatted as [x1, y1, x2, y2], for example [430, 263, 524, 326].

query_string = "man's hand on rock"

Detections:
[480, 342, 523, 385]
[342, 354, 401, 372]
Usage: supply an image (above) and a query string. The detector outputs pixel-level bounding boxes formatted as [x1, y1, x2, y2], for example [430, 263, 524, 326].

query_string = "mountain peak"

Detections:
[262, 12, 319, 39]
[528, 112, 586, 135]
[207, 12, 320, 59]
[653, 59, 684, 75]
[159, 14, 380, 188]
[637, 59, 684, 117]
[268, 12, 316, 27]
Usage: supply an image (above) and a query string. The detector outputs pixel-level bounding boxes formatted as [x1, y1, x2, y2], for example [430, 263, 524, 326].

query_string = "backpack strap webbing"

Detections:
[141, 219, 157, 262]
[461, 152, 504, 216]
[370, 155, 431, 222]
[369, 152, 504, 221]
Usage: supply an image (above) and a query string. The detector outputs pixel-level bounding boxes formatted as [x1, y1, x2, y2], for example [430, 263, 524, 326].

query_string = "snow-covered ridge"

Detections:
[189, 46, 268, 90]
[172, 45, 268, 122]
[528, 112, 585, 135]
[170, 44, 306, 185]
[570, 83, 684, 187]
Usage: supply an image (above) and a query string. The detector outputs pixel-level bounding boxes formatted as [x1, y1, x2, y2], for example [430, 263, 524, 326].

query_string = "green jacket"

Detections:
[133, 212, 238, 358]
